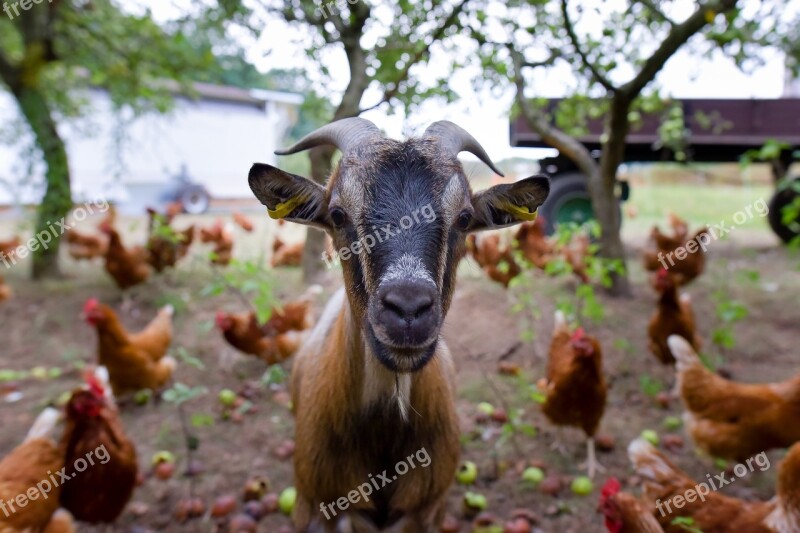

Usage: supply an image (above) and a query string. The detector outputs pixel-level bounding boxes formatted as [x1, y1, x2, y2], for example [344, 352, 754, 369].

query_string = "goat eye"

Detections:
[456, 210, 473, 231]
[329, 207, 348, 228]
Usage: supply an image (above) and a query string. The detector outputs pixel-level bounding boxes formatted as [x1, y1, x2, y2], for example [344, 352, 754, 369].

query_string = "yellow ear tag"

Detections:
[503, 203, 538, 221]
[267, 195, 306, 220]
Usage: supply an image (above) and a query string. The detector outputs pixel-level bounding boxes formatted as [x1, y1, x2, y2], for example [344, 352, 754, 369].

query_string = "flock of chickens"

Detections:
[1, 204, 798, 532]
[0, 205, 318, 532]
[510, 213, 800, 532]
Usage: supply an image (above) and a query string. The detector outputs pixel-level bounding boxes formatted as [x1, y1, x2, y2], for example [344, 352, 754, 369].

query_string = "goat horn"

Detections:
[275, 117, 382, 156]
[423, 121, 504, 177]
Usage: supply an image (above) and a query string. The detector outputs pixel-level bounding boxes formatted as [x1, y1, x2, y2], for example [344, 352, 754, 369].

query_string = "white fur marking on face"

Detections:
[379, 253, 436, 288]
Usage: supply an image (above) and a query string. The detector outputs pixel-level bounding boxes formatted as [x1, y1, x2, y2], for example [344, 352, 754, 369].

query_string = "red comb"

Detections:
[570, 327, 586, 342]
[83, 298, 100, 314]
[83, 370, 105, 397]
[601, 477, 621, 498]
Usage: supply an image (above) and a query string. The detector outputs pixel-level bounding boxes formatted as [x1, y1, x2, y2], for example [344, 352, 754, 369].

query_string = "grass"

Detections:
[625, 183, 773, 234]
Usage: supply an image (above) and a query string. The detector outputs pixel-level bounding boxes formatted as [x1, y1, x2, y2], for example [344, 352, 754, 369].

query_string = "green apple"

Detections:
[477, 402, 495, 416]
[455, 461, 478, 485]
[521, 467, 545, 485]
[463, 491, 487, 511]
[663, 416, 682, 430]
[218, 389, 238, 407]
[47, 367, 62, 379]
[151, 450, 175, 466]
[641, 429, 660, 446]
[279, 487, 297, 515]
[571, 476, 593, 496]
[134, 389, 152, 406]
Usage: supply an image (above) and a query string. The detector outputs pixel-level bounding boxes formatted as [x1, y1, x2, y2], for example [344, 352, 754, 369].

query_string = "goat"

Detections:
[248, 118, 550, 532]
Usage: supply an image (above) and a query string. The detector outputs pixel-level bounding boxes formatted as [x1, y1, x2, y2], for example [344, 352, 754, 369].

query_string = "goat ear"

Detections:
[470, 175, 550, 231]
[248, 163, 329, 229]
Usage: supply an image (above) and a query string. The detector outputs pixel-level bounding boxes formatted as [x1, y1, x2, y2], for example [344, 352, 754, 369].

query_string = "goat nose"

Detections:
[377, 280, 439, 346]
[382, 285, 434, 320]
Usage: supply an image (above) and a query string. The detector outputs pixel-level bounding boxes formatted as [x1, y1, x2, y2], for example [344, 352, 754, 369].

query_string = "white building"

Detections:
[0, 83, 303, 209]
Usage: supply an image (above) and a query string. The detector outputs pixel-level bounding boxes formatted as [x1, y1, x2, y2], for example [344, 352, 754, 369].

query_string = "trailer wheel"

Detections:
[539, 173, 596, 234]
[180, 185, 211, 215]
[768, 176, 800, 244]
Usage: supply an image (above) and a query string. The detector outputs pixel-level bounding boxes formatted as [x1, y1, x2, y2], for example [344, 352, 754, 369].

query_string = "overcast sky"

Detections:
[143, 0, 793, 162]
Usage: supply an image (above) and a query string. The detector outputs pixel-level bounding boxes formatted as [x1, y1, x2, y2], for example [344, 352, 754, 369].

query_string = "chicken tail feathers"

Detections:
[668, 335, 699, 372]
[25, 407, 61, 442]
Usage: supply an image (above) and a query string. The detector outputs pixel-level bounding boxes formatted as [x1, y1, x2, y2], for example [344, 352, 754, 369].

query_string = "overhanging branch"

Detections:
[358, 0, 470, 113]
[636, 0, 676, 26]
[560, 0, 615, 92]
[621, 0, 737, 98]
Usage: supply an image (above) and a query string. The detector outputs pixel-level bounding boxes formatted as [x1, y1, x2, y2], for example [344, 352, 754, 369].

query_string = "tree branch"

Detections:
[358, 0, 470, 113]
[636, 0, 676, 26]
[510, 48, 598, 178]
[621, 0, 737, 98]
[560, 0, 616, 91]
[331, 1, 371, 119]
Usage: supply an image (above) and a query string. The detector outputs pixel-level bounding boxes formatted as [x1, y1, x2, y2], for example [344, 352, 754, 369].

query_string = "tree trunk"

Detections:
[13, 86, 72, 279]
[301, 146, 336, 282]
[592, 95, 632, 296]
[512, 70, 633, 296]
[300, 31, 367, 283]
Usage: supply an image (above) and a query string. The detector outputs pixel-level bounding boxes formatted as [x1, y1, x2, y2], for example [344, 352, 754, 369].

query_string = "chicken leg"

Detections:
[578, 437, 606, 478]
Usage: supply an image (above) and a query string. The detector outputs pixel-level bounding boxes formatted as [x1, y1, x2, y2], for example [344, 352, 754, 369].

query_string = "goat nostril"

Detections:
[384, 300, 405, 318]
[414, 302, 433, 319]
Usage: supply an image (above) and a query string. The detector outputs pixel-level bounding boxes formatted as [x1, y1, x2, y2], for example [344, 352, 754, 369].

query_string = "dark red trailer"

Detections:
[509, 98, 800, 241]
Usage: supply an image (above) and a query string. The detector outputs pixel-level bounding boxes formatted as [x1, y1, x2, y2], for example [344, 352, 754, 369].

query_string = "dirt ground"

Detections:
[1, 211, 799, 533]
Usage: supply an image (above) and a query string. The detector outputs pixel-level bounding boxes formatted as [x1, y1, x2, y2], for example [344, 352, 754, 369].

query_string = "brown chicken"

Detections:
[539, 311, 607, 478]
[643, 223, 709, 286]
[232, 212, 255, 232]
[667, 212, 689, 241]
[0, 273, 11, 302]
[261, 299, 315, 336]
[65, 230, 108, 261]
[599, 477, 664, 533]
[83, 299, 176, 395]
[0, 408, 75, 533]
[60, 370, 138, 524]
[271, 235, 303, 268]
[647, 269, 702, 365]
[466, 233, 521, 287]
[216, 311, 306, 363]
[514, 217, 554, 270]
[101, 224, 151, 290]
[629, 436, 800, 532]
[146, 208, 195, 272]
[670, 335, 800, 461]
[201, 220, 234, 266]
